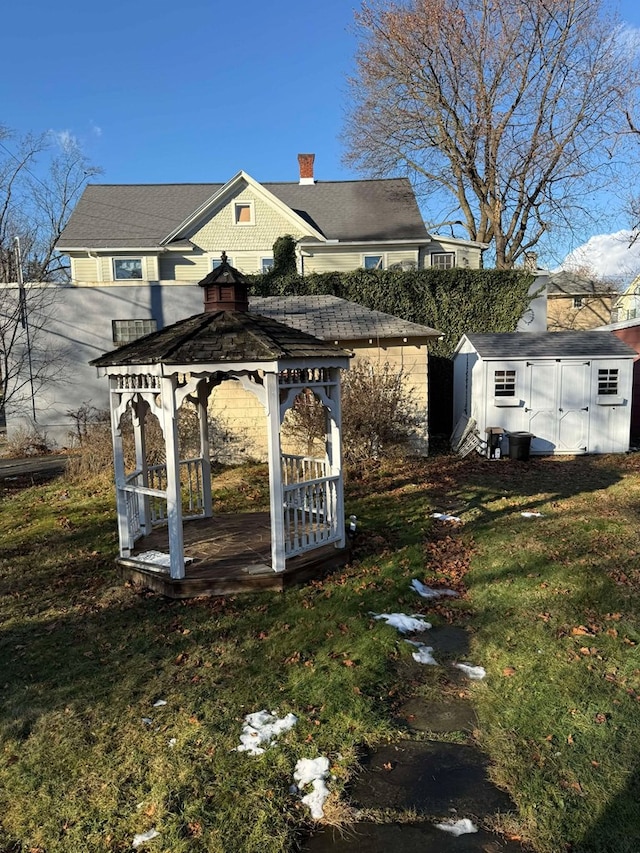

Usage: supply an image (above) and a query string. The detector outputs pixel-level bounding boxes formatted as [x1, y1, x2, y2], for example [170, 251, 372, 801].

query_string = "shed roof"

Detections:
[461, 332, 636, 359]
[91, 310, 349, 368]
[249, 295, 441, 341]
[58, 178, 430, 249]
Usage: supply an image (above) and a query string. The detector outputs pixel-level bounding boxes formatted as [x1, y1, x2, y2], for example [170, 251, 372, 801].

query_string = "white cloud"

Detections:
[90, 121, 102, 138]
[558, 230, 640, 283]
[49, 129, 79, 151]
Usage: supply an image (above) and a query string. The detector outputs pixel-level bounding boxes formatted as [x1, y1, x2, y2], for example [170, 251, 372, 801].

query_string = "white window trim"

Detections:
[430, 251, 456, 269]
[112, 257, 145, 281]
[362, 253, 384, 270]
[233, 200, 255, 226]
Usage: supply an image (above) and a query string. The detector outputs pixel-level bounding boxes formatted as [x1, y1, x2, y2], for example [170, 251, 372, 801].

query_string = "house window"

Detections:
[112, 319, 157, 345]
[234, 202, 254, 225]
[113, 258, 143, 280]
[261, 257, 274, 273]
[494, 369, 516, 397]
[598, 368, 618, 395]
[363, 255, 383, 270]
[212, 255, 233, 269]
[573, 296, 584, 309]
[431, 252, 455, 269]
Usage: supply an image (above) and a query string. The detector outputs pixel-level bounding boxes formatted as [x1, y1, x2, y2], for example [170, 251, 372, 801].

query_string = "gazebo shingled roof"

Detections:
[90, 309, 347, 368]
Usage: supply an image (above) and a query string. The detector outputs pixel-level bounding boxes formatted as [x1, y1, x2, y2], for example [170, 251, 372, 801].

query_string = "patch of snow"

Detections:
[132, 828, 160, 848]
[141, 717, 153, 726]
[405, 640, 438, 665]
[411, 579, 458, 599]
[521, 511, 544, 518]
[371, 613, 432, 633]
[455, 663, 486, 680]
[236, 709, 297, 755]
[294, 756, 331, 820]
[436, 818, 478, 836]
[135, 551, 193, 570]
[153, 699, 167, 707]
[168, 738, 177, 748]
[431, 512, 461, 522]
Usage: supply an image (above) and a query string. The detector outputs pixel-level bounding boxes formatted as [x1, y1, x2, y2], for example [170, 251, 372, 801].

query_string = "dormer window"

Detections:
[234, 201, 254, 225]
[113, 258, 143, 280]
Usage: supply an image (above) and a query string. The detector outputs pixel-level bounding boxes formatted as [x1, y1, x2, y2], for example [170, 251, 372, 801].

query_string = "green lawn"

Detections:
[0, 454, 639, 852]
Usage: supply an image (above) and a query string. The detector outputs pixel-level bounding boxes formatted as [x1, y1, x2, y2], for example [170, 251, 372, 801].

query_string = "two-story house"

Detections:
[57, 154, 486, 285]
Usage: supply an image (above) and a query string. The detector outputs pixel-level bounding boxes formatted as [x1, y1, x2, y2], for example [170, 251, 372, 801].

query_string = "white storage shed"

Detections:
[453, 332, 636, 455]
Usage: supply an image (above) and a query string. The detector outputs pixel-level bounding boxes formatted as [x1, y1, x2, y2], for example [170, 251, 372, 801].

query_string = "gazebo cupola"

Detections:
[91, 257, 351, 594]
[199, 251, 249, 313]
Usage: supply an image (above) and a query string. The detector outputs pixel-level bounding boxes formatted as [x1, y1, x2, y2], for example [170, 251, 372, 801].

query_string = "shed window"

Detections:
[112, 319, 157, 345]
[598, 368, 618, 395]
[573, 296, 584, 309]
[494, 369, 516, 397]
[431, 252, 455, 269]
[113, 258, 143, 280]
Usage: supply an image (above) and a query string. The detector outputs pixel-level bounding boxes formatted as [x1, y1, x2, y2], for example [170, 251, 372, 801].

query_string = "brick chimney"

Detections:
[298, 153, 315, 185]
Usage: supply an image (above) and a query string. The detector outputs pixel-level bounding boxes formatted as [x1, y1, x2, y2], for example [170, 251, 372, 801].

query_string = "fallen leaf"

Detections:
[572, 626, 594, 637]
[502, 666, 516, 677]
[567, 734, 575, 745]
[383, 762, 394, 771]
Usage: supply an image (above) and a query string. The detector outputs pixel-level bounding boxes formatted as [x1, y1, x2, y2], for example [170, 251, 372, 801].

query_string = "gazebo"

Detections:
[91, 256, 351, 596]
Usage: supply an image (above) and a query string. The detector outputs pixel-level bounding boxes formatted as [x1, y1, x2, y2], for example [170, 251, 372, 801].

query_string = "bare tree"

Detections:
[344, 0, 639, 268]
[0, 126, 100, 427]
[0, 125, 101, 282]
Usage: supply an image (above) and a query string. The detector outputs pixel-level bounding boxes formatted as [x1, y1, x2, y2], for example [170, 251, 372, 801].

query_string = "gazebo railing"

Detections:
[282, 454, 341, 557]
[122, 458, 205, 541]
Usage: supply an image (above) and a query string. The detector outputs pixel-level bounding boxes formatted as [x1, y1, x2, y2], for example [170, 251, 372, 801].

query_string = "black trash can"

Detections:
[508, 431, 533, 461]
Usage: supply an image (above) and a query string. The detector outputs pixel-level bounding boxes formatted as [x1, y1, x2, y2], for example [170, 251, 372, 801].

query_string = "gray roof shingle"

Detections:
[58, 178, 429, 249]
[249, 295, 441, 341]
[463, 332, 636, 359]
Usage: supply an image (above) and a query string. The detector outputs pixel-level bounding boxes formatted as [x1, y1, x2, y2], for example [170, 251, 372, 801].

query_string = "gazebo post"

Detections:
[265, 371, 286, 572]
[109, 376, 131, 556]
[132, 399, 150, 536]
[161, 375, 185, 580]
[197, 381, 213, 518]
[326, 367, 346, 548]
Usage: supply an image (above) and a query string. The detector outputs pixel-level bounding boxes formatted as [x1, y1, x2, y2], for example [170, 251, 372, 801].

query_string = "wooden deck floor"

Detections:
[117, 511, 350, 598]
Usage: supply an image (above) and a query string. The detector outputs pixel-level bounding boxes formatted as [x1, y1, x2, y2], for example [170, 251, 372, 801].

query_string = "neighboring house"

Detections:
[56, 154, 487, 282]
[453, 332, 635, 455]
[546, 271, 617, 331]
[611, 274, 640, 323]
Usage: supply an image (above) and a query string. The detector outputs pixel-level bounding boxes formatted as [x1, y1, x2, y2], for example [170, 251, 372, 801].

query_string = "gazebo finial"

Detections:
[220, 250, 228, 264]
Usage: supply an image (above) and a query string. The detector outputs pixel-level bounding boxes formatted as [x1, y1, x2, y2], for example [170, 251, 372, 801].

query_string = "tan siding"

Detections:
[160, 253, 209, 281]
[71, 256, 99, 281]
[303, 247, 419, 274]
[190, 184, 307, 262]
[208, 340, 430, 462]
[547, 295, 615, 331]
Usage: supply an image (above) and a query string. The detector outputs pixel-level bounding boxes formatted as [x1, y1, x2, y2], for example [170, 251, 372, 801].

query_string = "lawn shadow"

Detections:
[576, 766, 640, 853]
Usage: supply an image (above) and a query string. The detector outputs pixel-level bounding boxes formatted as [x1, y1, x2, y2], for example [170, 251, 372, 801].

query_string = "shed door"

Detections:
[557, 361, 589, 453]
[527, 362, 557, 453]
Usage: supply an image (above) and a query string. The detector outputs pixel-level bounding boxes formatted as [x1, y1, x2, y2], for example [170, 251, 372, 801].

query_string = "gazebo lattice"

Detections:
[91, 257, 350, 591]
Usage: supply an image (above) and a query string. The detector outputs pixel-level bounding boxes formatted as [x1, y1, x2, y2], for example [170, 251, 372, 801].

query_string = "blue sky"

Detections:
[1, 0, 359, 184]
[2, 0, 640, 272]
